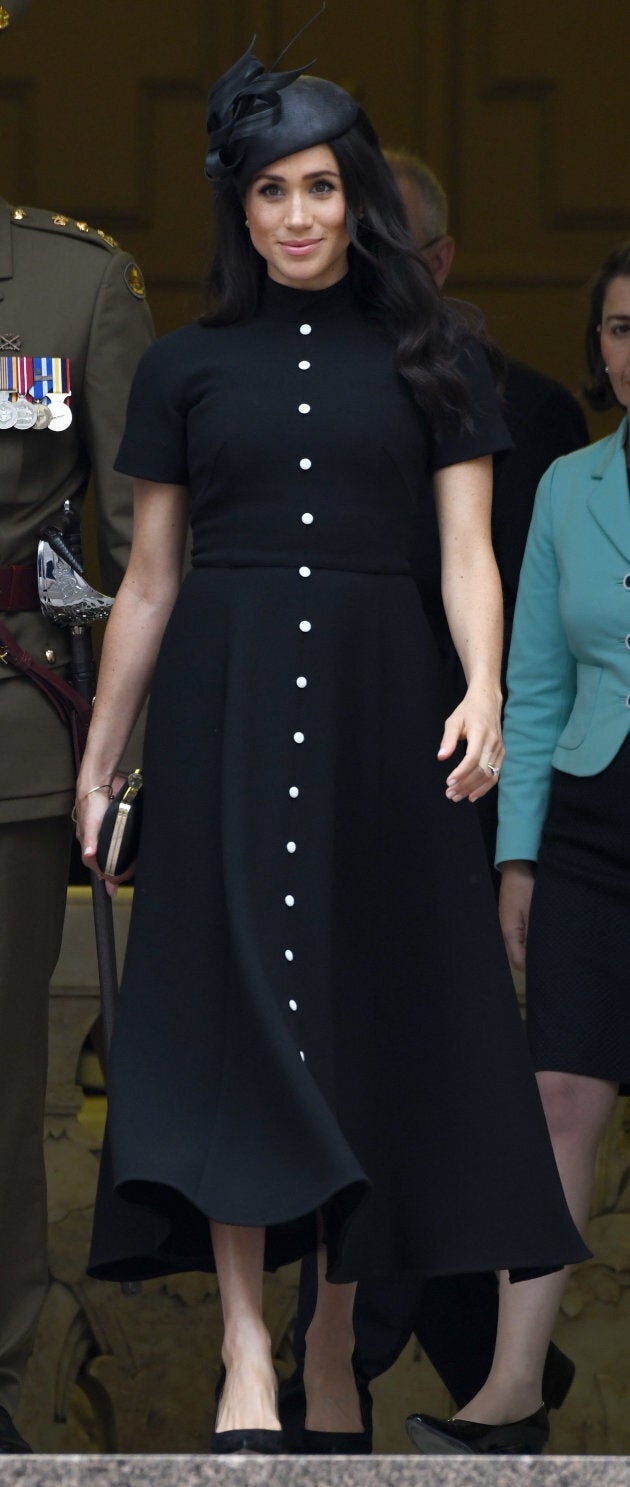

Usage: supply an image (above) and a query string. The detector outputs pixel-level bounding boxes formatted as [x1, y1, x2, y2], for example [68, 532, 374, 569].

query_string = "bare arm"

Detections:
[433, 454, 504, 803]
[498, 860, 536, 972]
[75, 478, 188, 871]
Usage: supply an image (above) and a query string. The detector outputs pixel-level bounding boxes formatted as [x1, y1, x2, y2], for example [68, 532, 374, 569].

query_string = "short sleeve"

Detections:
[114, 336, 189, 485]
[428, 336, 513, 474]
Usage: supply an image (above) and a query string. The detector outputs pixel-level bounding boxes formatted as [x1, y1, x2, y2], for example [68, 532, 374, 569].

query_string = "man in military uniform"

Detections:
[1, 0, 153, 1453]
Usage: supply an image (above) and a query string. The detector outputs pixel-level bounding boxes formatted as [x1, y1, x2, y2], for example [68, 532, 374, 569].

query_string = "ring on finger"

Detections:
[485, 760, 500, 777]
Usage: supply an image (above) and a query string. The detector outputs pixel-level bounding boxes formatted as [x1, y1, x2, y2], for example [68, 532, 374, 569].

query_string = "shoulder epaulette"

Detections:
[9, 203, 122, 253]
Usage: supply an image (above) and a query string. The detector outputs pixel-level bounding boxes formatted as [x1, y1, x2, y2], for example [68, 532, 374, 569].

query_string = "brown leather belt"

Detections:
[0, 564, 40, 611]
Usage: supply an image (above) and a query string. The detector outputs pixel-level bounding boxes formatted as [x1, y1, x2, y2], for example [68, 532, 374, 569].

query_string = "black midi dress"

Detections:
[89, 275, 587, 1283]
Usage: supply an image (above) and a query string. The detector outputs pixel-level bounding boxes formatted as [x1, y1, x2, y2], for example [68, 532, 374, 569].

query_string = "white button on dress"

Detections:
[277, 319, 317, 1079]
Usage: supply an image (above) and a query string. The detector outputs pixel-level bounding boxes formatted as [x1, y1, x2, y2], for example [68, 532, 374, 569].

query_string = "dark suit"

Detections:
[411, 357, 588, 683]
[281, 359, 588, 1435]
[0, 197, 153, 1415]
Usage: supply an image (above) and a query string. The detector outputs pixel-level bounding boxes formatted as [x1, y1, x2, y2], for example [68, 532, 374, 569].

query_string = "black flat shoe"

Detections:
[542, 1342, 575, 1411]
[210, 1427, 283, 1454]
[0, 1407, 32, 1455]
[405, 1406, 549, 1456]
[300, 1426, 371, 1455]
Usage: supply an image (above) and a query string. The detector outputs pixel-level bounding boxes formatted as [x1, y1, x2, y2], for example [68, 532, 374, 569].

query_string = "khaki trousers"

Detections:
[0, 815, 73, 1415]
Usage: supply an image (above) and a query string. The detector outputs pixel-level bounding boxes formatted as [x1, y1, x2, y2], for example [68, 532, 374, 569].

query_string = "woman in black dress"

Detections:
[76, 45, 586, 1452]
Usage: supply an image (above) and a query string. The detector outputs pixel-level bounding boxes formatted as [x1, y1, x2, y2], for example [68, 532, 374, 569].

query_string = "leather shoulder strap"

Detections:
[0, 616, 92, 770]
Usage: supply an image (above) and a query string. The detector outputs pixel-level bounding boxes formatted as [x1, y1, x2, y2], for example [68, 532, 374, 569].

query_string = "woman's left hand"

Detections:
[75, 771, 129, 899]
[437, 678, 504, 802]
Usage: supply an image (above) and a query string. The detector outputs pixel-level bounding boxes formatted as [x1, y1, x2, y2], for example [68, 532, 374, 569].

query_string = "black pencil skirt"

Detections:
[526, 734, 630, 1093]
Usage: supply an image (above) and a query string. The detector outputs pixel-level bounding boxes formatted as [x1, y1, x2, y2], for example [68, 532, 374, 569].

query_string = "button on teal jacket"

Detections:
[496, 416, 630, 866]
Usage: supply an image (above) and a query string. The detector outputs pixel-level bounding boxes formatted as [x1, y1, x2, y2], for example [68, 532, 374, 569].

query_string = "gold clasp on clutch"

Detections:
[122, 768, 143, 803]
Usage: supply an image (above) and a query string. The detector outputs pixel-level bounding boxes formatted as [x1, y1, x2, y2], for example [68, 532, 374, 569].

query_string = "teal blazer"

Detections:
[496, 416, 630, 865]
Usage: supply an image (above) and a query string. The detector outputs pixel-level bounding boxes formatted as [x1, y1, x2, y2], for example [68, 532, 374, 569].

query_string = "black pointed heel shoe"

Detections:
[210, 1427, 283, 1454]
[211, 1369, 283, 1454]
[300, 1426, 371, 1455]
[405, 1406, 549, 1456]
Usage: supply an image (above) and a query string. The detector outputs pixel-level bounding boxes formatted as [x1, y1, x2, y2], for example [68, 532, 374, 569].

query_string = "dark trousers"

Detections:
[0, 815, 73, 1414]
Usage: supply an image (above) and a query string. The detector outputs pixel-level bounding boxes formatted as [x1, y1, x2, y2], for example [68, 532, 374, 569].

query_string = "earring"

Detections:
[244, 218, 250, 228]
[604, 364, 609, 374]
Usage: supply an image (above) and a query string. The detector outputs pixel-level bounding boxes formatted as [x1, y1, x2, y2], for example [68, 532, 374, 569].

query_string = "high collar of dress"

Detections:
[259, 272, 356, 323]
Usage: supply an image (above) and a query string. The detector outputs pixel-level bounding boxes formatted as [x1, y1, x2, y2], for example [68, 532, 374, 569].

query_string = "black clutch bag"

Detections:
[96, 768, 144, 877]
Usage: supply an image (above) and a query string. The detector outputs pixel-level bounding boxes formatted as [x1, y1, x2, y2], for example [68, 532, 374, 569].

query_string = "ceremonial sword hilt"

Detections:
[37, 503, 114, 629]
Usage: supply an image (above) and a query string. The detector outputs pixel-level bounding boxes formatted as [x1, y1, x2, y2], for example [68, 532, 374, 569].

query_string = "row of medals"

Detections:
[0, 393, 72, 432]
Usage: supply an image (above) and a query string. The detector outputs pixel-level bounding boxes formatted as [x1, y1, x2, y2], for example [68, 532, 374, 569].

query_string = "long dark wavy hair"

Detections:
[584, 241, 630, 412]
[202, 109, 480, 436]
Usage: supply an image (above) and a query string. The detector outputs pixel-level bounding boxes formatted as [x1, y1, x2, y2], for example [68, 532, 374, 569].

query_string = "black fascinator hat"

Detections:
[205, 39, 359, 193]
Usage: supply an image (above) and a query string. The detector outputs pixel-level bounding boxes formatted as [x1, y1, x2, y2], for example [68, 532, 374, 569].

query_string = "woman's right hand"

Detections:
[498, 860, 536, 973]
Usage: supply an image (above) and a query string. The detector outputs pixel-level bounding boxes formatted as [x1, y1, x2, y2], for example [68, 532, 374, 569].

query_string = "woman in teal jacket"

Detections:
[492, 243, 630, 1427]
[406, 242, 630, 1453]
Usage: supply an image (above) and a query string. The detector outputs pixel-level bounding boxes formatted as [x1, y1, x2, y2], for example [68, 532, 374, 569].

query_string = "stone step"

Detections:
[1, 1456, 630, 1487]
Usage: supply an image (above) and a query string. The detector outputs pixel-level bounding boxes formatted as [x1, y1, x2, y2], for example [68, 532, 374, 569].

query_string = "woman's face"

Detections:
[244, 143, 350, 291]
[599, 274, 630, 411]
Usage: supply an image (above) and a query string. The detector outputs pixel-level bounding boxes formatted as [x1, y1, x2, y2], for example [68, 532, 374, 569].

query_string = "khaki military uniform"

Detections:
[0, 197, 153, 1414]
